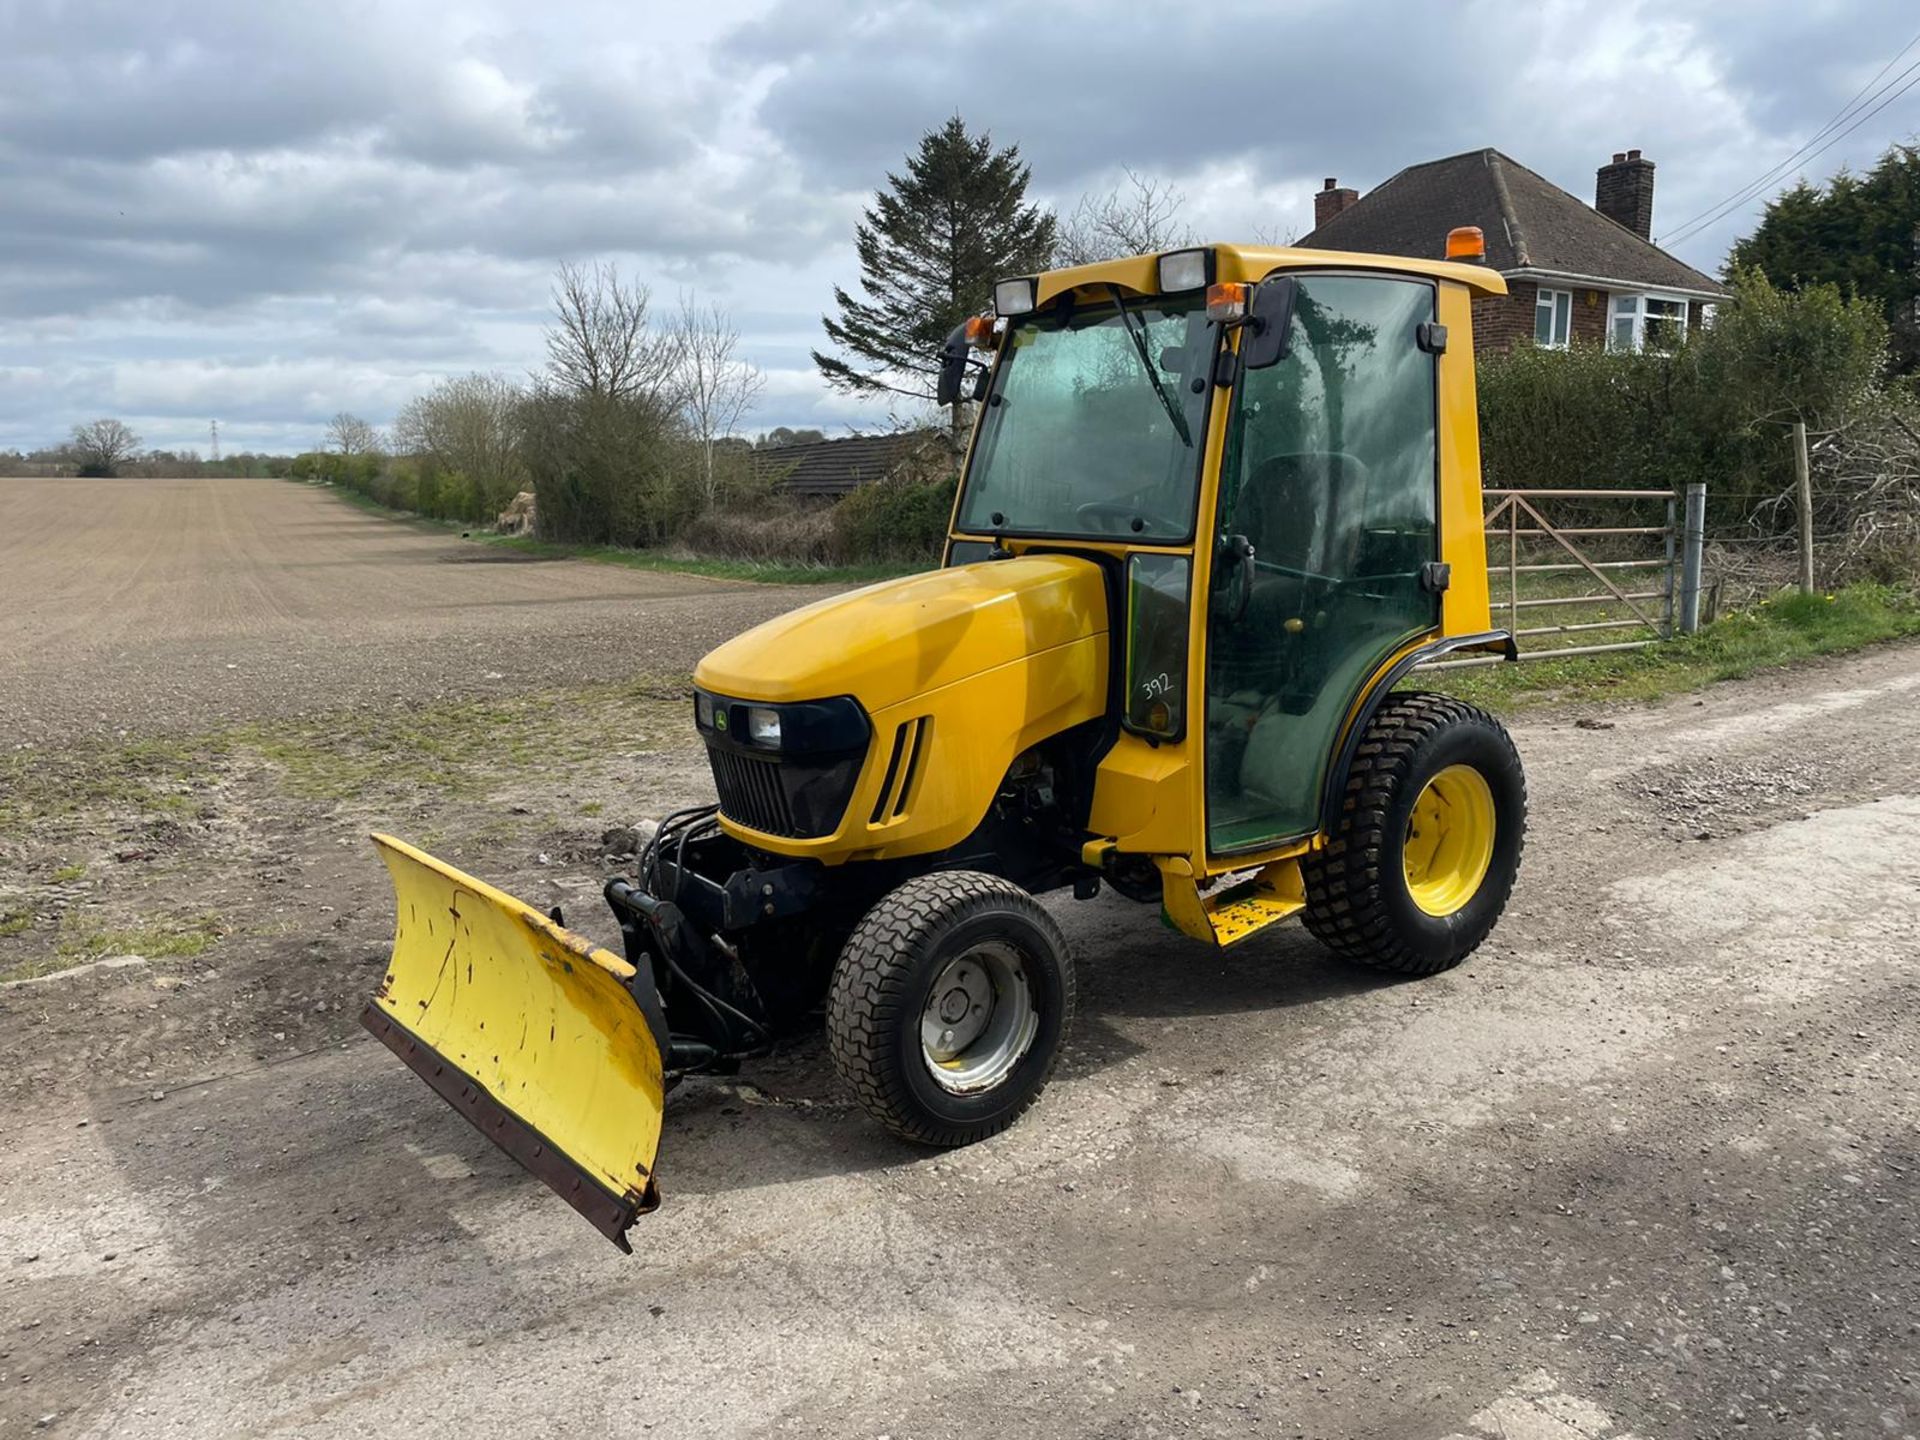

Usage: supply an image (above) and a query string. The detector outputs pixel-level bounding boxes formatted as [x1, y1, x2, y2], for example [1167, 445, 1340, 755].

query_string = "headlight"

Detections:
[696, 692, 868, 754]
[746, 706, 782, 746]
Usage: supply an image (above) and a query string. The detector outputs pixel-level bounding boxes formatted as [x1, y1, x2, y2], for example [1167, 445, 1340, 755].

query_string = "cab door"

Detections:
[1203, 273, 1441, 853]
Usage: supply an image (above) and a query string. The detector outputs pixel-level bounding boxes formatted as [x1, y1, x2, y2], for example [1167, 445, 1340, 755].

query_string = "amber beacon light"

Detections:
[1445, 226, 1487, 262]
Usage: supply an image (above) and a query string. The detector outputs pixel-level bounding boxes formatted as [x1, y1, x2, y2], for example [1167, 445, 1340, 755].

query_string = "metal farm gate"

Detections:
[1429, 485, 1703, 669]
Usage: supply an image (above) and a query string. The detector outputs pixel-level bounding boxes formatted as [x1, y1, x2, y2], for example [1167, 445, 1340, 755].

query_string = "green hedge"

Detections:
[1475, 268, 1889, 536]
[831, 472, 959, 563]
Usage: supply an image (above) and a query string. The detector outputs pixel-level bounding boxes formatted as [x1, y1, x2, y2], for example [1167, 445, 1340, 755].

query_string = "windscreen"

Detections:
[954, 291, 1213, 541]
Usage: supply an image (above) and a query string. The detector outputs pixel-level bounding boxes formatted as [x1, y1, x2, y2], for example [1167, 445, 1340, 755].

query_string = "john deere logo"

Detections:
[714, 710, 728, 731]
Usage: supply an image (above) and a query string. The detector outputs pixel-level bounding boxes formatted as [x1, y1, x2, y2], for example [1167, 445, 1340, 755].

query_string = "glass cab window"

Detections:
[955, 292, 1213, 542]
[1205, 273, 1440, 852]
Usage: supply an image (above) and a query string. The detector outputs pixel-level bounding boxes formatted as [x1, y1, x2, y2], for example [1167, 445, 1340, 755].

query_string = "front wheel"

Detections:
[826, 871, 1074, 1146]
[1302, 693, 1526, 975]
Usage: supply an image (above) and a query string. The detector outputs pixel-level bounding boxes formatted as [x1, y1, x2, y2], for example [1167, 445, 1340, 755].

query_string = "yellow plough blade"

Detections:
[362, 833, 666, 1251]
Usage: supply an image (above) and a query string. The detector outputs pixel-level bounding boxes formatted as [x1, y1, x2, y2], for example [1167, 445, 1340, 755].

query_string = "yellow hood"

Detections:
[694, 556, 1109, 710]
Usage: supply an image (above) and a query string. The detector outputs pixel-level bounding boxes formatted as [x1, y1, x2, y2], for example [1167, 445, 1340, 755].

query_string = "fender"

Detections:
[1315, 630, 1516, 837]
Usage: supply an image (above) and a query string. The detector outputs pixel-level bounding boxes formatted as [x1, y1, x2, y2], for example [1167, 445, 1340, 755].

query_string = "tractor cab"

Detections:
[937, 245, 1513, 923]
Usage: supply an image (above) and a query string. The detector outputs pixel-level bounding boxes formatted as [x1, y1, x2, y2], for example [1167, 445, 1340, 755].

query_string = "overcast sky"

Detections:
[4, 0, 1917, 456]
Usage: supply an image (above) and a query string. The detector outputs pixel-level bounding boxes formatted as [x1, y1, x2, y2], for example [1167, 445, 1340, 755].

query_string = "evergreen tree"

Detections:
[815, 117, 1056, 428]
[1728, 144, 1920, 372]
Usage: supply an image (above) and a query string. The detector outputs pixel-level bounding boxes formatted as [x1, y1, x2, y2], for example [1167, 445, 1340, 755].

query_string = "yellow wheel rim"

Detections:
[1402, 764, 1497, 917]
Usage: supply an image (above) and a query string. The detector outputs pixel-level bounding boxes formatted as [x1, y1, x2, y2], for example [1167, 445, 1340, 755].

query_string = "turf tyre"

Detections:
[826, 870, 1074, 1146]
[1302, 692, 1525, 975]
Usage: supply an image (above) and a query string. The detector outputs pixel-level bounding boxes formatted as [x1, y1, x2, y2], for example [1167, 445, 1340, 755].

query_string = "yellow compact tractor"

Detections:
[364, 237, 1526, 1249]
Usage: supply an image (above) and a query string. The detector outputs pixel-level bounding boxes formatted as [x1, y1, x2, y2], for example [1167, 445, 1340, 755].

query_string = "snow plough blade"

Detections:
[361, 833, 667, 1251]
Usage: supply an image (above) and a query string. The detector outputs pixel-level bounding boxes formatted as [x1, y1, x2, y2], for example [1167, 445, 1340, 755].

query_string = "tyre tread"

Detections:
[826, 870, 1073, 1146]
[1301, 692, 1525, 976]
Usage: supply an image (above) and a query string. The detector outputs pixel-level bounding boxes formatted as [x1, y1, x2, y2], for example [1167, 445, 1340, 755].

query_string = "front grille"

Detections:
[708, 746, 798, 837]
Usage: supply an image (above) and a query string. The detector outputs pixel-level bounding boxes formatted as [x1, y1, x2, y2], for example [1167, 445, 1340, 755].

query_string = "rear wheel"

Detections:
[1302, 693, 1525, 975]
[826, 871, 1074, 1146]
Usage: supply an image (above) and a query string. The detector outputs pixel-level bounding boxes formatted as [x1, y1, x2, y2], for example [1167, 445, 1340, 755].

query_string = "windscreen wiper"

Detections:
[1107, 285, 1191, 446]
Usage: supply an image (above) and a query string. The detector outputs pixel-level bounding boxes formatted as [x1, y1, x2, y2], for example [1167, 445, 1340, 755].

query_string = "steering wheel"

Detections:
[1074, 499, 1170, 534]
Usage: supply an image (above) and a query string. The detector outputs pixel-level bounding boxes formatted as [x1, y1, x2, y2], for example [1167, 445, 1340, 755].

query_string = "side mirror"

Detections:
[1240, 276, 1299, 371]
[935, 323, 970, 407]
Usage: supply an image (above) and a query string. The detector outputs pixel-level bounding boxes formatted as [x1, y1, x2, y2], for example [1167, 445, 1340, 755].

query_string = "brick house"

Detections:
[1300, 148, 1728, 355]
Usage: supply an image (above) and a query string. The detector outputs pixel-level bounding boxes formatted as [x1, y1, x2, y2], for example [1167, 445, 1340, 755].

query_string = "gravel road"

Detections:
[2, 477, 1916, 1438]
[0, 477, 826, 742]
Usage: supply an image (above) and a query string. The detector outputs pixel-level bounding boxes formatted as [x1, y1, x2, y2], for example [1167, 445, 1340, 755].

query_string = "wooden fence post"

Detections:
[1793, 420, 1814, 595]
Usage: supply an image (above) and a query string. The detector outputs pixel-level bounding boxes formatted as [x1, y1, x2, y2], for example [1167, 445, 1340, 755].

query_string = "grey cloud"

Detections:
[4, 0, 1915, 452]
[732, 0, 1483, 192]
[732, 0, 1916, 271]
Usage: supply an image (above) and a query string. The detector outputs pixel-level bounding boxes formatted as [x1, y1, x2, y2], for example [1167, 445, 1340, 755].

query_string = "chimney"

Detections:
[1595, 148, 1655, 240]
[1315, 176, 1360, 230]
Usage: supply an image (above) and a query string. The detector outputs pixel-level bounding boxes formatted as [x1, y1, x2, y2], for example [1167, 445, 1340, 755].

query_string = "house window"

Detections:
[1534, 288, 1572, 348]
[1609, 293, 1689, 353]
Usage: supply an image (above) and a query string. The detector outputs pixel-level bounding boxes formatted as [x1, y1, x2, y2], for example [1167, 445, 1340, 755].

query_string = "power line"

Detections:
[1663, 58, 1920, 248]
[1658, 29, 1920, 248]
[1658, 29, 1920, 245]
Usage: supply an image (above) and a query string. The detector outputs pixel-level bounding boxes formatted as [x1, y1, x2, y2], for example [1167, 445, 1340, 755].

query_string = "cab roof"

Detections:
[1033, 242, 1508, 306]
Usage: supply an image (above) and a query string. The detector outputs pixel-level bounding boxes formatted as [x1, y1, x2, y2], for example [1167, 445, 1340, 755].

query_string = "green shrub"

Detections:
[831, 472, 959, 564]
[290, 451, 382, 492]
[520, 389, 698, 545]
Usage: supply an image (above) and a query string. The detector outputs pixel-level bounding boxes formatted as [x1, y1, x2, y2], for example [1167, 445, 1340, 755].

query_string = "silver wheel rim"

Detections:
[919, 940, 1038, 1095]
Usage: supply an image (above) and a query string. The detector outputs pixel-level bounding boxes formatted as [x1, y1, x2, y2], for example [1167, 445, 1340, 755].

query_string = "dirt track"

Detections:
[2, 479, 1917, 1438]
[0, 477, 824, 742]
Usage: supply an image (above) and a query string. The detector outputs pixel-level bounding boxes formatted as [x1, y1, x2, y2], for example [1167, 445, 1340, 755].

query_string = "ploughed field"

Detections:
[2, 476, 1917, 1438]
[0, 476, 825, 744]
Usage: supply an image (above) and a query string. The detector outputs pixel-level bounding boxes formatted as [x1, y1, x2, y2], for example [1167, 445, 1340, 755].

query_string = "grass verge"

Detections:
[0, 912, 226, 984]
[0, 678, 696, 980]
[471, 532, 917, 587]
[0, 675, 692, 841]
[297, 479, 918, 587]
[0, 734, 229, 837]
[1421, 584, 1920, 712]
[54, 912, 225, 964]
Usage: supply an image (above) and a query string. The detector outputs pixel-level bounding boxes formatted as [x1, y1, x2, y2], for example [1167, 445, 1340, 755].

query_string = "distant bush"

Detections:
[290, 451, 382, 490]
[831, 472, 958, 564]
[392, 372, 530, 523]
[677, 501, 839, 565]
[520, 388, 700, 546]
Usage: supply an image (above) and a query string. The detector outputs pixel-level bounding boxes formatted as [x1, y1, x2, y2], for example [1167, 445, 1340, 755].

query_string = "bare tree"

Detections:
[69, 418, 142, 476]
[527, 261, 693, 544]
[673, 294, 766, 507]
[545, 261, 680, 404]
[326, 412, 382, 456]
[392, 372, 529, 511]
[1053, 168, 1194, 268]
